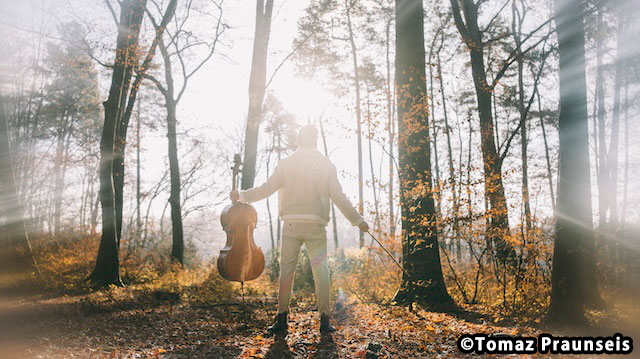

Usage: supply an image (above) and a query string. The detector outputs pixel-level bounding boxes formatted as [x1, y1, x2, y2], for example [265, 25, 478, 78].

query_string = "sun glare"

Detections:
[274, 74, 337, 121]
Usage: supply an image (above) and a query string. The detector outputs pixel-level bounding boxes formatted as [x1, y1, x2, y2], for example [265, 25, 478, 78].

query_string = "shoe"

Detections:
[319, 313, 336, 333]
[266, 311, 288, 335]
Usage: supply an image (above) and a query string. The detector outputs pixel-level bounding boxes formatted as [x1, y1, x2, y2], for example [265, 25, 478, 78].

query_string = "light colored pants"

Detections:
[278, 222, 330, 315]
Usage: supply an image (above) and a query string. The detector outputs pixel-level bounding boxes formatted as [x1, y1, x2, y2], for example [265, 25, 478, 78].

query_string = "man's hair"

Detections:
[297, 125, 318, 148]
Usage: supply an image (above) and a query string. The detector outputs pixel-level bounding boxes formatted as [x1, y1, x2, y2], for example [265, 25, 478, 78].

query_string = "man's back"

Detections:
[277, 148, 332, 221]
[240, 147, 363, 226]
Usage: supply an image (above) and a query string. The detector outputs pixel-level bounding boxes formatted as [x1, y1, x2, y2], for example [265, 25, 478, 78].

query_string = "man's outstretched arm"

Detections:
[328, 164, 369, 232]
[232, 163, 283, 203]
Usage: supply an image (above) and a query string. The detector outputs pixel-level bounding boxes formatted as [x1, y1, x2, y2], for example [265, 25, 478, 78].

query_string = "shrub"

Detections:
[332, 246, 401, 305]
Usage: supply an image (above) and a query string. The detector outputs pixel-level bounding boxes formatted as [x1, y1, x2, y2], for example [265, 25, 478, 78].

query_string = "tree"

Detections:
[145, 0, 225, 264]
[88, 0, 147, 286]
[536, 91, 556, 216]
[449, 0, 511, 261]
[294, 0, 373, 247]
[241, 0, 274, 190]
[594, 1, 608, 230]
[620, 1, 634, 228]
[606, 3, 625, 230]
[319, 118, 339, 249]
[112, 0, 178, 249]
[511, 0, 532, 234]
[41, 24, 101, 235]
[392, 0, 454, 309]
[449, 0, 552, 262]
[378, 0, 396, 239]
[0, 21, 103, 238]
[547, 0, 597, 324]
[360, 60, 385, 235]
[428, 15, 463, 260]
[596, 0, 626, 231]
[89, 0, 177, 285]
[345, 0, 366, 248]
[0, 93, 39, 273]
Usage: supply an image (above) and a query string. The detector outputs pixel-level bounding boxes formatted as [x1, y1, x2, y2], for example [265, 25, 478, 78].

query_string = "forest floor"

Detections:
[0, 289, 523, 358]
[0, 280, 637, 358]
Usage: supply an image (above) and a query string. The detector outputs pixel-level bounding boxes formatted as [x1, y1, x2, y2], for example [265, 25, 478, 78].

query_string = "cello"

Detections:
[217, 154, 265, 283]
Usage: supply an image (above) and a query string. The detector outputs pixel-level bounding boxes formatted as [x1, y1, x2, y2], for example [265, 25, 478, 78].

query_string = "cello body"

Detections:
[217, 154, 265, 282]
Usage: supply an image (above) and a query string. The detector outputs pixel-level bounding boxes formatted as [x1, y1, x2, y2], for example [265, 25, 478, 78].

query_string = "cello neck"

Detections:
[232, 169, 237, 192]
[231, 153, 242, 196]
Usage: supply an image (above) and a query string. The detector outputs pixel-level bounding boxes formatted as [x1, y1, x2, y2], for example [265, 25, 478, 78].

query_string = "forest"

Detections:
[0, 0, 639, 357]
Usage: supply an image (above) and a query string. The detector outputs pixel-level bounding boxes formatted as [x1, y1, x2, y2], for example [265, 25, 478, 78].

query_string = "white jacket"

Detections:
[239, 147, 364, 226]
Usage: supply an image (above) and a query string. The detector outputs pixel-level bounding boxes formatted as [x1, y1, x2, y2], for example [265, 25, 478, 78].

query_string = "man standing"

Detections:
[231, 125, 369, 334]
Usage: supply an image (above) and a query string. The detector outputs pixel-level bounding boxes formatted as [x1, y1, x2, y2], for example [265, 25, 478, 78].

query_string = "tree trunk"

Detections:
[53, 114, 68, 236]
[241, 0, 274, 190]
[466, 116, 473, 251]
[512, 1, 532, 234]
[276, 140, 282, 247]
[621, 47, 629, 228]
[428, 61, 442, 233]
[319, 118, 339, 249]
[607, 10, 624, 229]
[266, 138, 275, 251]
[345, 1, 365, 248]
[136, 99, 142, 236]
[0, 94, 39, 273]
[366, 90, 381, 234]
[450, 0, 512, 262]
[437, 50, 461, 261]
[91, 192, 99, 235]
[519, 78, 532, 235]
[80, 169, 87, 232]
[547, 0, 597, 324]
[392, 0, 455, 309]
[474, 47, 511, 260]
[595, 6, 608, 230]
[167, 101, 184, 264]
[537, 92, 555, 215]
[385, 18, 396, 239]
[88, 0, 146, 286]
[112, 0, 178, 247]
[152, 32, 185, 265]
[57, 125, 73, 232]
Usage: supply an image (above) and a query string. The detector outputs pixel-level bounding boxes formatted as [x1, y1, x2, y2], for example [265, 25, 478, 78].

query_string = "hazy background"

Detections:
[1, 0, 638, 261]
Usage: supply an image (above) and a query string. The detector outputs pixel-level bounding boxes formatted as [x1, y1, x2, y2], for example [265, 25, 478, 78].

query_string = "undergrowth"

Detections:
[4, 229, 627, 328]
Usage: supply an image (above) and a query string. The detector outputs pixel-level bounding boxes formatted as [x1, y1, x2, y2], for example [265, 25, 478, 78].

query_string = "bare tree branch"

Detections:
[265, 29, 317, 91]
[480, 0, 510, 34]
[499, 46, 553, 161]
[177, 0, 226, 102]
[143, 73, 167, 95]
[104, 0, 120, 27]
[450, 0, 470, 40]
[489, 16, 554, 89]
